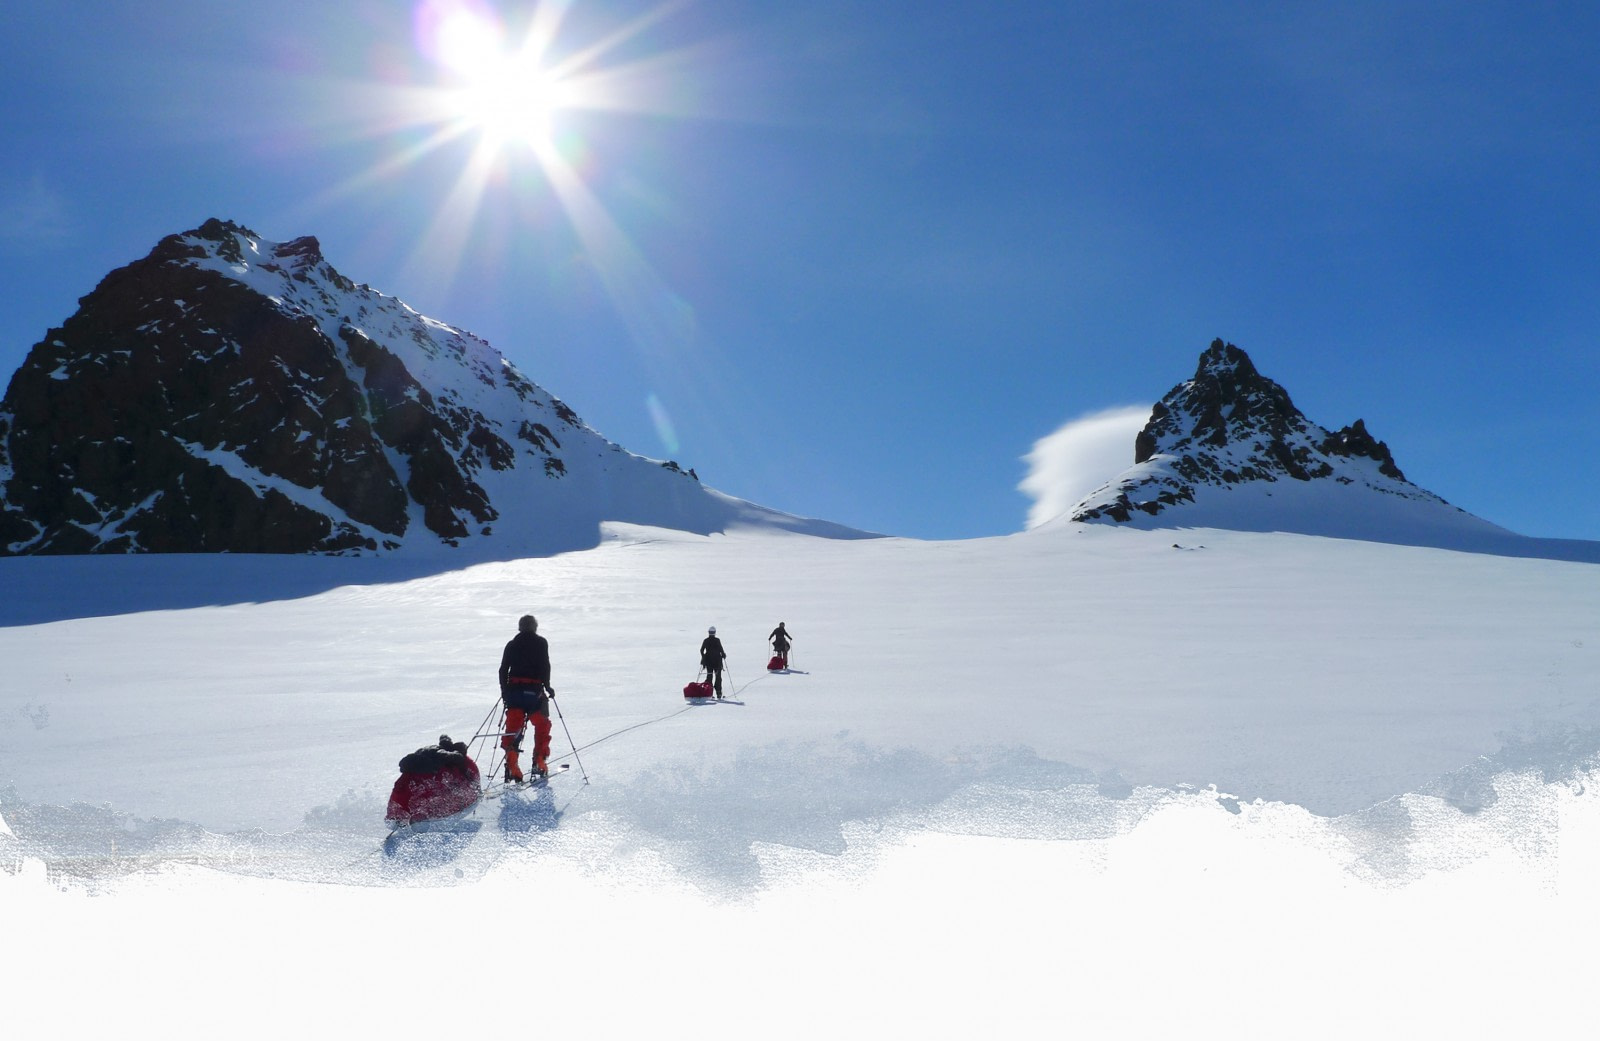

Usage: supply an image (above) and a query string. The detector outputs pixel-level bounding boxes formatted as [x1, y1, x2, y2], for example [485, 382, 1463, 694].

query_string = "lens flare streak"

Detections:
[304, 1, 717, 419]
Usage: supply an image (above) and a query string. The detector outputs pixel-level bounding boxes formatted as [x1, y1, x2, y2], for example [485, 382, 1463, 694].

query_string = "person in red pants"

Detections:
[499, 614, 554, 782]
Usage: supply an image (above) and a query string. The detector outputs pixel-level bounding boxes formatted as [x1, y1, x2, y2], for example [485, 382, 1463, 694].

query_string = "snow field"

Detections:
[4, 522, 1600, 1036]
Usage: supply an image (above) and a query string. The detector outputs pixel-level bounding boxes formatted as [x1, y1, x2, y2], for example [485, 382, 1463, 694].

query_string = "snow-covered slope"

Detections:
[3, 522, 1596, 839]
[0, 220, 871, 555]
[1068, 340, 1600, 562]
[4, 523, 1599, 1036]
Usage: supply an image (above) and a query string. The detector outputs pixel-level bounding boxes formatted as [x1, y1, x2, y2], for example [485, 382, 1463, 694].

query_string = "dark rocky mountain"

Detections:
[0, 219, 869, 555]
[1066, 339, 1531, 549]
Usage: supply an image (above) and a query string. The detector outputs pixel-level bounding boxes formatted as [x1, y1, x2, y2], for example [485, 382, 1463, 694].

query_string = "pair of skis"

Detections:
[482, 762, 570, 800]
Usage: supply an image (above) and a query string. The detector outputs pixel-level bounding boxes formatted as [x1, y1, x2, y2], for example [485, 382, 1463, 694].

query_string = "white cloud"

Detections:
[1019, 405, 1151, 529]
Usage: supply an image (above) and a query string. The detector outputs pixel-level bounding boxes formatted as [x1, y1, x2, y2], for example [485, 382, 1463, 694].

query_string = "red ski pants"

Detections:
[502, 707, 552, 766]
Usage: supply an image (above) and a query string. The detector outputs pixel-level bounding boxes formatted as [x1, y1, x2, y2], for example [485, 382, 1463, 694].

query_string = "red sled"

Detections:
[767, 655, 787, 671]
[684, 681, 715, 699]
[385, 737, 481, 827]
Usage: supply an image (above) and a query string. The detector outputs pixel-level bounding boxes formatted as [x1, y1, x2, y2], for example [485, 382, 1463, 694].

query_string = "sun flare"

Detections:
[326, 0, 708, 366]
[447, 59, 571, 151]
[421, 3, 576, 153]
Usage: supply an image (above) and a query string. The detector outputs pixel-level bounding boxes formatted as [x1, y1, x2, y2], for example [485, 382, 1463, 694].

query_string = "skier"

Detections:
[700, 625, 728, 699]
[499, 614, 554, 782]
[768, 622, 792, 666]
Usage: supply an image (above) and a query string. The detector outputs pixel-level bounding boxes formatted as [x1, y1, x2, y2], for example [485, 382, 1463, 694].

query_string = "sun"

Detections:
[315, 0, 706, 363]
[422, 3, 576, 154]
[448, 59, 572, 152]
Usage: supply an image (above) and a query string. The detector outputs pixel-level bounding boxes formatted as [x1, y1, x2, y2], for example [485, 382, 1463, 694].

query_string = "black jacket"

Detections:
[700, 635, 726, 669]
[398, 744, 473, 776]
[500, 632, 551, 711]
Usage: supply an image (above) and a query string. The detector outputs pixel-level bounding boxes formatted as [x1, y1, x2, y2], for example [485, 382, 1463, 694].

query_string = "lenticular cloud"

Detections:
[1019, 406, 1150, 529]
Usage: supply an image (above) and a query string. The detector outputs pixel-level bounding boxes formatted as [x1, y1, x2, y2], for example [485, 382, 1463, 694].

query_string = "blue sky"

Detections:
[2, 1, 1596, 541]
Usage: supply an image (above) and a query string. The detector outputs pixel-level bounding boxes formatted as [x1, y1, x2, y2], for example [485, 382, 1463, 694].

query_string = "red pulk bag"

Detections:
[767, 656, 786, 671]
[684, 681, 715, 699]
[385, 745, 481, 826]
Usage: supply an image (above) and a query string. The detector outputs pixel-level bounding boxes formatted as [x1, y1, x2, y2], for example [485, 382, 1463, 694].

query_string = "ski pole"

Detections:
[469, 693, 505, 780]
[549, 689, 589, 784]
[487, 709, 508, 784]
[468, 694, 499, 751]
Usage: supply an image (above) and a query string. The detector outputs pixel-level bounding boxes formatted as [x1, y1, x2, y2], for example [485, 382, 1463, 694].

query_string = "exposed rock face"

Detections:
[0, 219, 745, 555]
[1072, 339, 1448, 526]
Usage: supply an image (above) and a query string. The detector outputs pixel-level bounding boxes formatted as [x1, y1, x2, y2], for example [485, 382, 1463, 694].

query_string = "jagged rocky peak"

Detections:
[167, 219, 332, 279]
[1070, 339, 1461, 530]
[1129, 338, 1404, 480]
[1134, 339, 1304, 467]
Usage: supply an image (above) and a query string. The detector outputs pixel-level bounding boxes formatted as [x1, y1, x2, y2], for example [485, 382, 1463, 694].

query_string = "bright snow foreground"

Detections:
[4, 523, 1599, 1037]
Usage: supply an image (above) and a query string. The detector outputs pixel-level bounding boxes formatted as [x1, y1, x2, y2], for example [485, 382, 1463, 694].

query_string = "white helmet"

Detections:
[708, 626, 716, 634]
